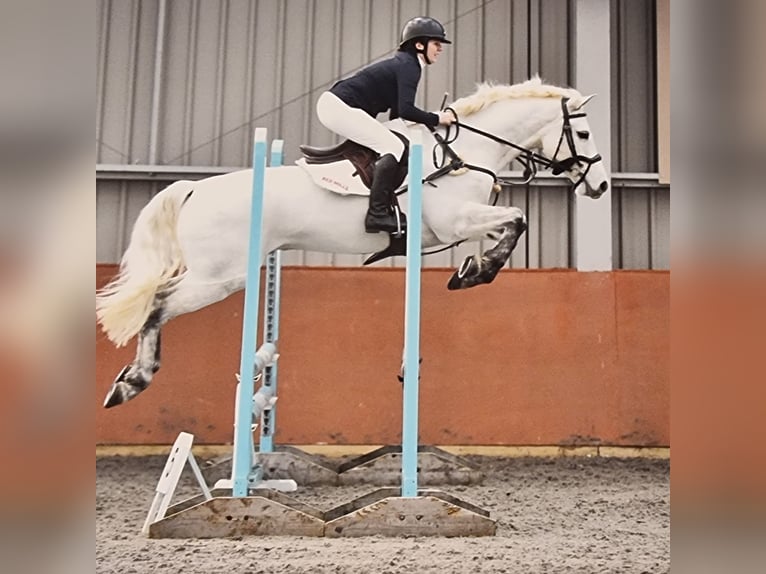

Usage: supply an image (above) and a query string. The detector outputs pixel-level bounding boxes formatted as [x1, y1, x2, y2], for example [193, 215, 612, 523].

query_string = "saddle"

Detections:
[299, 132, 409, 190]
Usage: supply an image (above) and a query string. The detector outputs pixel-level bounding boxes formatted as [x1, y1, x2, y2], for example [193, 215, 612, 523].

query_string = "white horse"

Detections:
[97, 77, 609, 408]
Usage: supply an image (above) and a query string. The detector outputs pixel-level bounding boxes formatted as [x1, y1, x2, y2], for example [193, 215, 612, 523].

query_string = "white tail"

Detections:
[96, 180, 195, 346]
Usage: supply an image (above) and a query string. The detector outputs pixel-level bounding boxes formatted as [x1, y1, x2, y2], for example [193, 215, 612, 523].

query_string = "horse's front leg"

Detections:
[446, 206, 527, 290]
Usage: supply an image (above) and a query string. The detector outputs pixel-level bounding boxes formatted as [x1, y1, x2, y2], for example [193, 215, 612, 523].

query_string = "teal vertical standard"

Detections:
[259, 140, 284, 454]
[401, 131, 423, 497]
[232, 128, 268, 497]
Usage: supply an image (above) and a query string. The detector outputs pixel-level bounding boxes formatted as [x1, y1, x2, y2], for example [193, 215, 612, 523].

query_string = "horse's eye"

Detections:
[576, 131, 590, 140]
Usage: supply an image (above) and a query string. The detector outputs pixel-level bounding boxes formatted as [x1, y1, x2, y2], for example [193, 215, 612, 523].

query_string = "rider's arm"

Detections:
[395, 62, 439, 127]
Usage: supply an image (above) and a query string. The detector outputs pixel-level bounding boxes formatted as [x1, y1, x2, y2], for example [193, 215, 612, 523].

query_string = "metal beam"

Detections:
[574, 0, 613, 271]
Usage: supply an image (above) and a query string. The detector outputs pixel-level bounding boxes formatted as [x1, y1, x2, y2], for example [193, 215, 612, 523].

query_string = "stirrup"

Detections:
[364, 207, 407, 236]
[392, 206, 406, 237]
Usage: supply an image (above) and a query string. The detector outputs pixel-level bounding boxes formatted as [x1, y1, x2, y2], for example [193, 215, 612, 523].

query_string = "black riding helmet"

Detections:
[400, 16, 451, 46]
[398, 17, 451, 64]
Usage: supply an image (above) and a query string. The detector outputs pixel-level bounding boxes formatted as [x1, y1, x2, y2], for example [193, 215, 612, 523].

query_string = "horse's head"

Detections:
[538, 94, 609, 199]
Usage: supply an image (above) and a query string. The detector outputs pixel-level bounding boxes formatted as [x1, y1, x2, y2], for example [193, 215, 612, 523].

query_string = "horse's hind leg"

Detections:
[103, 309, 163, 407]
[447, 208, 527, 290]
[103, 274, 238, 408]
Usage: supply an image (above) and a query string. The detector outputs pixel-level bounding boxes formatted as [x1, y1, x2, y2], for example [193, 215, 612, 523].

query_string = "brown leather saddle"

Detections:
[299, 140, 377, 189]
[299, 132, 409, 190]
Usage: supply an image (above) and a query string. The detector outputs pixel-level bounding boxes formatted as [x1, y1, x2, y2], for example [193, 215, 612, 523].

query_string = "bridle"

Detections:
[429, 96, 602, 190]
[545, 97, 603, 188]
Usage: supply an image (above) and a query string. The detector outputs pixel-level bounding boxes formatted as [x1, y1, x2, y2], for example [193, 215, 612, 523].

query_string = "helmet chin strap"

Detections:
[416, 41, 433, 65]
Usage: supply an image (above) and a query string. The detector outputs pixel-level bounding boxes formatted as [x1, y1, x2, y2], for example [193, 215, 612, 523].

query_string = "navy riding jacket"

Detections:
[329, 51, 439, 127]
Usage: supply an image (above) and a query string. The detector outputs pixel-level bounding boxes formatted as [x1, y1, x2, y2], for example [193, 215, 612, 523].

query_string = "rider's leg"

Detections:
[316, 92, 405, 159]
[365, 153, 407, 234]
[317, 92, 407, 233]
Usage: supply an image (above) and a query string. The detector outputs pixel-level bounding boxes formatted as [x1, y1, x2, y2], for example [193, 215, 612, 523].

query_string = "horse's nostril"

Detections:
[599, 181, 609, 192]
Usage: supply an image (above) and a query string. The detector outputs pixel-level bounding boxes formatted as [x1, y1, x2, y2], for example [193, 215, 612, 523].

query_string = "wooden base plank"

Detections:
[324, 488, 496, 538]
[148, 490, 325, 538]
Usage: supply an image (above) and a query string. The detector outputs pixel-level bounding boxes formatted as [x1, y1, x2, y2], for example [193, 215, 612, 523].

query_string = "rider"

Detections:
[316, 17, 455, 235]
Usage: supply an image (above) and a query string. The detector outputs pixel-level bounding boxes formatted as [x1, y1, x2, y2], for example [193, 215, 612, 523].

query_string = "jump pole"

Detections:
[230, 128, 271, 496]
[200, 130, 297, 496]
[228, 131, 297, 495]
[401, 129, 423, 497]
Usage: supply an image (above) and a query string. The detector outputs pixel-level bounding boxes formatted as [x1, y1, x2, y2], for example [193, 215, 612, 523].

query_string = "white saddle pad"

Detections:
[295, 158, 370, 196]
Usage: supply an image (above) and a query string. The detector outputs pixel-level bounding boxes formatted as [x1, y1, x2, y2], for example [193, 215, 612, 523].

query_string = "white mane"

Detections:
[450, 76, 581, 117]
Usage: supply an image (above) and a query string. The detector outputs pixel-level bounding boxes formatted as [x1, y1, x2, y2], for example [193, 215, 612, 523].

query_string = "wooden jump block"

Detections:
[258, 447, 340, 484]
[147, 488, 325, 538]
[337, 445, 484, 486]
[202, 446, 338, 486]
[323, 487, 496, 538]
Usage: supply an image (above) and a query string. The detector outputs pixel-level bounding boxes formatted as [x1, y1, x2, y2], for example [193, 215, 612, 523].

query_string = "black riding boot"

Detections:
[365, 153, 407, 234]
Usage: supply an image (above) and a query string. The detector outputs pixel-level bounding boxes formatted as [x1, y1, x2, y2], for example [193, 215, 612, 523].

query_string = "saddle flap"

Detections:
[295, 158, 370, 196]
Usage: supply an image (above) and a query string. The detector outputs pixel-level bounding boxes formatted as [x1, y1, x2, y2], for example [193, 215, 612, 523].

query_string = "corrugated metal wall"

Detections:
[97, 0, 668, 269]
[609, 0, 669, 270]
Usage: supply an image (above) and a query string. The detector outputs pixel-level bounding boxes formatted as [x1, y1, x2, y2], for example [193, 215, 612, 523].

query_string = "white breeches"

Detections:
[316, 91, 405, 161]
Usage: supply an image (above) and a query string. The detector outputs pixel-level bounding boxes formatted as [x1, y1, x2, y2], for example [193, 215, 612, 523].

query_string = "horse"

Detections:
[96, 77, 609, 409]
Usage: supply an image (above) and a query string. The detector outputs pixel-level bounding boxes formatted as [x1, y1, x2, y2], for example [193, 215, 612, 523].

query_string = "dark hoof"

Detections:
[103, 365, 148, 408]
[103, 382, 129, 408]
[447, 255, 478, 290]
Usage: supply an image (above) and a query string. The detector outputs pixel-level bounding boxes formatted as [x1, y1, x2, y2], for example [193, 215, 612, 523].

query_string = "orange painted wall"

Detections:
[96, 266, 669, 446]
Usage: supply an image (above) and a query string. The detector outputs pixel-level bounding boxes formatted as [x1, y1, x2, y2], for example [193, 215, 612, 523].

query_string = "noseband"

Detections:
[432, 96, 602, 190]
[547, 97, 602, 188]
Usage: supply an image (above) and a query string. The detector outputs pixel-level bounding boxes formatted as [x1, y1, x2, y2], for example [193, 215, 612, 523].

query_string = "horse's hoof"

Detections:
[103, 365, 148, 408]
[447, 256, 477, 290]
[103, 381, 129, 408]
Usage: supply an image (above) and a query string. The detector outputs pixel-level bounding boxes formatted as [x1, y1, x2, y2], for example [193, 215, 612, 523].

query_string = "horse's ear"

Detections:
[570, 94, 596, 110]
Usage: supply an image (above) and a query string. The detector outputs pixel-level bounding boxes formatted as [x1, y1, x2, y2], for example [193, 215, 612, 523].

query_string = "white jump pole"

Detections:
[232, 128, 271, 497]
[401, 131, 423, 497]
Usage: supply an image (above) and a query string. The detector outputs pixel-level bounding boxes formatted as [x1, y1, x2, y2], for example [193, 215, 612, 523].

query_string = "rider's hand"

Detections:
[438, 110, 456, 126]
